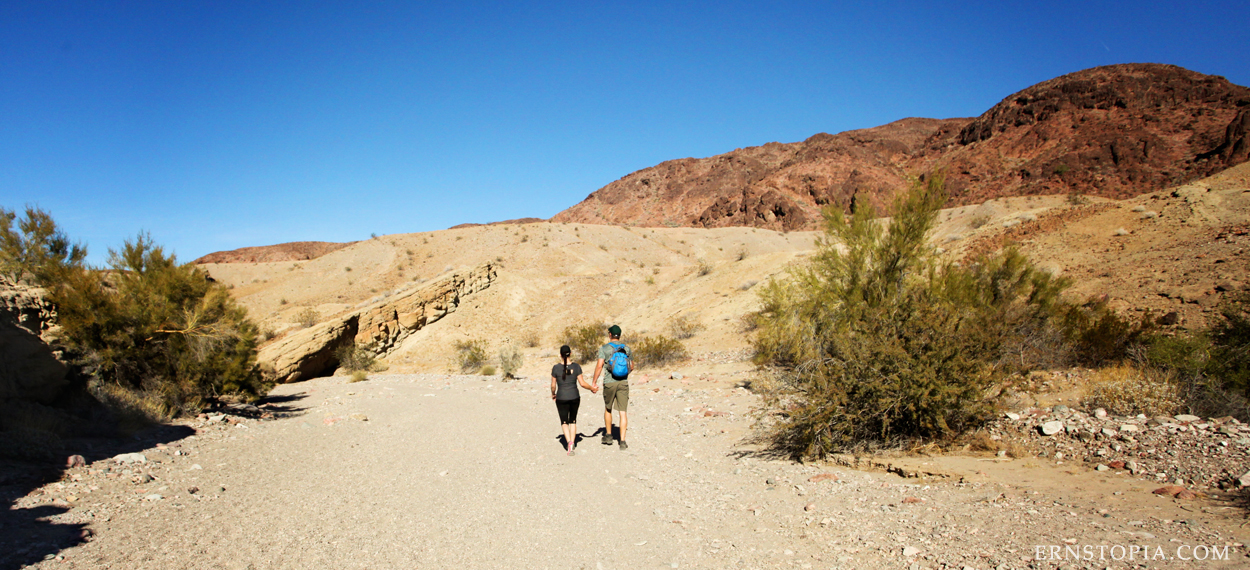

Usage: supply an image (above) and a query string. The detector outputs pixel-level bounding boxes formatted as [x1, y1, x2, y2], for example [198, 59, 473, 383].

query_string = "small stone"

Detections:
[671, 373, 683, 380]
[208, 414, 226, 423]
[902, 546, 921, 557]
[134, 473, 154, 484]
[1119, 424, 1140, 433]
[1237, 471, 1250, 487]
[66, 455, 86, 468]
[1176, 490, 1198, 500]
[1101, 427, 1118, 437]
[819, 518, 831, 527]
[349, 413, 368, 421]
[1053, 405, 1069, 413]
[189, 464, 203, 470]
[1175, 414, 1201, 423]
[808, 473, 838, 483]
[1094, 408, 1108, 419]
[1040, 421, 1064, 436]
[1096, 464, 1110, 471]
[1109, 460, 1126, 469]
[1153, 485, 1186, 497]
[804, 503, 816, 512]
[902, 497, 922, 503]
[187, 486, 199, 495]
[765, 478, 776, 485]
[1005, 412, 1021, 420]
[113, 453, 147, 465]
[144, 494, 163, 501]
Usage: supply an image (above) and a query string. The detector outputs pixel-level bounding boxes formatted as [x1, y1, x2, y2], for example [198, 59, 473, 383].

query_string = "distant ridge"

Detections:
[448, 217, 545, 230]
[553, 63, 1250, 231]
[194, 241, 356, 264]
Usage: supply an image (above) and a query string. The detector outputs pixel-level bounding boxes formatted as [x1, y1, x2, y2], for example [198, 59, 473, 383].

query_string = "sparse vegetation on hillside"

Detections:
[667, 314, 704, 340]
[498, 344, 523, 379]
[295, 308, 320, 328]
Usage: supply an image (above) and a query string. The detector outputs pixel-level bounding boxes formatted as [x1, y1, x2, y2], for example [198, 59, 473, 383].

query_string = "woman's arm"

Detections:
[577, 373, 595, 392]
[550, 374, 558, 400]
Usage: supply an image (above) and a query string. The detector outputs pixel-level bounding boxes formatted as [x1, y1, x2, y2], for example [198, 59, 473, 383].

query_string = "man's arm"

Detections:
[592, 358, 605, 387]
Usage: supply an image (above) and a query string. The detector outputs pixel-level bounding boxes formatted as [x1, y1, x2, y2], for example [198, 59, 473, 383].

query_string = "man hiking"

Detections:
[592, 324, 633, 450]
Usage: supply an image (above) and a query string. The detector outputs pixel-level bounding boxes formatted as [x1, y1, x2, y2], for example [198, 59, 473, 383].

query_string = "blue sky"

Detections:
[2, 1, 1247, 264]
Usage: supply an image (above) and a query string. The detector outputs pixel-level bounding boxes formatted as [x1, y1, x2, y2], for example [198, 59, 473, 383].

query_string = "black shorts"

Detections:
[556, 398, 580, 425]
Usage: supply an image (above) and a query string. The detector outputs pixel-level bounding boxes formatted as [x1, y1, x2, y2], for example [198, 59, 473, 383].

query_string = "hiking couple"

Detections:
[550, 324, 633, 456]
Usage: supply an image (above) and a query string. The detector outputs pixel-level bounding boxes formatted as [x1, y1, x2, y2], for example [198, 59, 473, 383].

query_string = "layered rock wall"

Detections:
[258, 263, 496, 383]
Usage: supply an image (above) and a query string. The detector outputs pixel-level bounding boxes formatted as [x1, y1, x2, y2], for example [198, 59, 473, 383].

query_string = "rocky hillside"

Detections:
[553, 63, 1250, 231]
[193, 241, 355, 264]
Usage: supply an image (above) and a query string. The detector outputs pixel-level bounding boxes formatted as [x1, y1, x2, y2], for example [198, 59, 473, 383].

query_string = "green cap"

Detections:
[608, 324, 622, 337]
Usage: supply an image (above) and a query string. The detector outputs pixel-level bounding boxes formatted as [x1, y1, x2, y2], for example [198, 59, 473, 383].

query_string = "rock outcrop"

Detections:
[0, 276, 68, 404]
[553, 64, 1250, 230]
[258, 263, 496, 383]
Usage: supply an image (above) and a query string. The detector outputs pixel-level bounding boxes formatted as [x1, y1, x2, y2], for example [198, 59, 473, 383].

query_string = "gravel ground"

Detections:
[5, 372, 1250, 569]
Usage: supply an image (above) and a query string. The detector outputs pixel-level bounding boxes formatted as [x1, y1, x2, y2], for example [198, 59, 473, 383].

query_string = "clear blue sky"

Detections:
[2, 1, 1247, 264]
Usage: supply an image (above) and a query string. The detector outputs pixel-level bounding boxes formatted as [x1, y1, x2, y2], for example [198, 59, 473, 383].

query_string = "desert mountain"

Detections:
[553, 63, 1250, 231]
[193, 241, 356, 264]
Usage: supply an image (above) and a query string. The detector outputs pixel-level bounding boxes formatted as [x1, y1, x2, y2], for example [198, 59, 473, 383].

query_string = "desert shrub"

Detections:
[1060, 299, 1153, 366]
[560, 321, 608, 364]
[48, 233, 267, 416]
[968, 215, 990, 229]
[632, 335, 688, 367]
[1209, 292, 1250, 399]
[349, 370, 368, 383]
[498, 344, 523, 378]
[1080, 365, 1182, 417]
[453, 339, 488, 373]
[752, 173, 1075, 457]
[0, 206, 87, 285]
[295, 308, 320, 328]
[667, 314, 704, 340]
[335, 342, 379, 373]
[696, 259, 713, 276]
[520, 330, 541, 348]
[480, 365, 497, 376]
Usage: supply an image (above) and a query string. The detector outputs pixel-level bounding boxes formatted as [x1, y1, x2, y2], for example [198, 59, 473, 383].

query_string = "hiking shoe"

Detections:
[602, 433, 613, 445]
[618, 440, 628, 451]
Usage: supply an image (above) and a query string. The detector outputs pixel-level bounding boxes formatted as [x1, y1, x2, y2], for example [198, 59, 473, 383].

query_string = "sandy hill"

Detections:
[193, 241, 356, 264]
[553, 64, 1250, 231]
[199, 162, 1250, 381]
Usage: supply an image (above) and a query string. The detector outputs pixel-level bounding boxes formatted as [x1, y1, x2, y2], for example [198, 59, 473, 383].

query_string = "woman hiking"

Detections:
[551, 344, 595, 456]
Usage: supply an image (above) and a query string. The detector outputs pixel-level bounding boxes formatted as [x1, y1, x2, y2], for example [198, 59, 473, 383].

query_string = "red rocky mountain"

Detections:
[552, 64, 1250, 231]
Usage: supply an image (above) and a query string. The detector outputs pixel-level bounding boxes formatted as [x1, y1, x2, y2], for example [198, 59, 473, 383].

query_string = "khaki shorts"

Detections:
[602, 380, 629, 412]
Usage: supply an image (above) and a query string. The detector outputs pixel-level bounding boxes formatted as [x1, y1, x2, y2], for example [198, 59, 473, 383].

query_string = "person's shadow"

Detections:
[554, 433, 589, 451]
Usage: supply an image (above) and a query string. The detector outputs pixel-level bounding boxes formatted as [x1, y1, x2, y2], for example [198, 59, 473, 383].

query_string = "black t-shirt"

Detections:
[551, 362, 583, 401]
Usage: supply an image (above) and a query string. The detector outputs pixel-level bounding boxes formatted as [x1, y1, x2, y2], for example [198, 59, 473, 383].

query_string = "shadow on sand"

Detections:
[0, 391, 309, 570]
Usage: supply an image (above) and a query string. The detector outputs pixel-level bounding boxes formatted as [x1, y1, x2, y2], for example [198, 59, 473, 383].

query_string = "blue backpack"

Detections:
[607, 342, 631, 380]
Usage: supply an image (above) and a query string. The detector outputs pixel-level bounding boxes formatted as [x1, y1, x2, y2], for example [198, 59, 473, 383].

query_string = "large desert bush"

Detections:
[335, 341, 380, 374]
[453, 339, 488, 373]
[752, 174, 1075, 457]
[560, 321, 608, 364]
[0, 206, 87, 285]
[498, 343, 524, 378]
[632, 334, 688, 367]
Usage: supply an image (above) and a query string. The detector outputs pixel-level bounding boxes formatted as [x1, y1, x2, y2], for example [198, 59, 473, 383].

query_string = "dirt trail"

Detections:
[14, 372, 1250, 569]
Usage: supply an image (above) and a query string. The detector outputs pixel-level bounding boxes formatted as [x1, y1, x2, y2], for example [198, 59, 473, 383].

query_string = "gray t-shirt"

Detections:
[598, 342, 631, 383]
[551, 362, 583, 401]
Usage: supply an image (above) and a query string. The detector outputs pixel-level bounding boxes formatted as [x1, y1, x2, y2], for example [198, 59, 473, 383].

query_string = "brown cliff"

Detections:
[193, 241, 356, 264]
[553, 64, 1250, 230]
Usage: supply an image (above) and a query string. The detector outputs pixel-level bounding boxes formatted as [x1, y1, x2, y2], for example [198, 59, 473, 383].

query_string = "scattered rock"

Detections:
[1040, 421, 1064, 436]
[66, 455, 86, 468]
[803, 503, 815, 512]
[188, 486, 199, 495]
[902, 546, 921, 557]
[901, 497, 922, 504]
[1095, 464, 1110, 471]
[1004, 412, 1020, 420]
[1094, 408, 1107, 419]
[113, 453, 147, 465]
[1174, 414, 1201, 423]
[807, 473, 838, 483]
[1152, 485, 1186, 497]
[143, 494, 163, 501]
[350, 413, 368, 421]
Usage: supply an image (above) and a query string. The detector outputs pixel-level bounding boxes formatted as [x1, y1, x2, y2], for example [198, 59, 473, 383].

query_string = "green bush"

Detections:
[335, 342, 379, 374]
[453, 339, 488, 373]
[752, 173, 1075, 457]
[0, 206, 87, 284]
[295, 307, 320, 328]
[48, 233, 267, 417]
[667, 315, 704, 340]
[480, 365, 497, 376]
[632, 335, 688, 367]
[498, 344, 523, 378]
[560, 321, 608, 364]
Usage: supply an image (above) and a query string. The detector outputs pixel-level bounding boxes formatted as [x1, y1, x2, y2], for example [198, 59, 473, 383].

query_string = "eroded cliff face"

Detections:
[0, 276, 69, 405]
[257, 263, 496, 383]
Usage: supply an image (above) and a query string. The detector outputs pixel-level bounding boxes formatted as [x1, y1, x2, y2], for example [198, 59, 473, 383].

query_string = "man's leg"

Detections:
[619, 411, 627, 444]
[603, 408, 614, 443]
